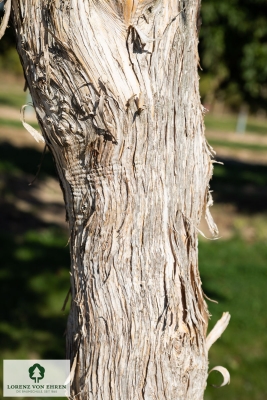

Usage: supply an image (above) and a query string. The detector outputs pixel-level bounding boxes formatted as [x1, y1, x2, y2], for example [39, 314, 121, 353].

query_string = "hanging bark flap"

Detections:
[209, 366, 230, 388]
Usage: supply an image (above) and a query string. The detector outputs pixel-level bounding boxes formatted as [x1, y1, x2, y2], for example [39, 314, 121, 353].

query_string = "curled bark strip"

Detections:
[20, 105, 45, 143]
[176, 212, 220, 240]
[196, 226, 220, 241]
[211, 160, 224, 165]
[0, 0, 11, 40]
[209, 366, 230, 388]
[64, 351, 78, 386]
[28, 144, 47, 186]
[203, 292, 218, 304]
[61, 287, 71, 312]
[206, 312, 231, 351]
[205, 190, 219, 237]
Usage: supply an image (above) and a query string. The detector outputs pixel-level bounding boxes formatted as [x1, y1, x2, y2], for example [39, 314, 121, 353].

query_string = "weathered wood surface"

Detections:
[11, 1, 218, 398]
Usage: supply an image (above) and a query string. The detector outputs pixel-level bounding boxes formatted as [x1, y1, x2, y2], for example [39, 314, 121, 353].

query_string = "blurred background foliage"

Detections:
[2, 1, 267, 111]
[1, 1, 267, 400]
[0, 3, 22, 75]
[199, 0, 267, 111]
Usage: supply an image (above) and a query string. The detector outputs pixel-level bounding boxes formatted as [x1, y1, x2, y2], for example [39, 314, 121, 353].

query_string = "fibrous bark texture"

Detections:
[11, 1, 217, 398]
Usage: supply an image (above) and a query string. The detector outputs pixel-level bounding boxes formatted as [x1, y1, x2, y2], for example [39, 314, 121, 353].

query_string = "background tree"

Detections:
[199, 0, 267, 111]
[2, 0, 230, 399]
[2, 0, 267, 111]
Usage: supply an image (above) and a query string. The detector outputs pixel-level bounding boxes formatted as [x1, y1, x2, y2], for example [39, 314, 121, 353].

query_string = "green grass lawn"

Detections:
[0, 91, 26, 109]
[0, 228, 70, 400]
[209, 138, 267, 152]
[200, 238, 267, 400]
[202, 161, 267, 398]
[205, 113, 267, 135]
[211, 161, 267, 215]
[0, 117, 39, 130]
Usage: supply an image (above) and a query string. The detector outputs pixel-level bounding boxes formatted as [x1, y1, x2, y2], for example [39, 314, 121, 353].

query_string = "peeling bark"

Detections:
[11, 1, 218, 398]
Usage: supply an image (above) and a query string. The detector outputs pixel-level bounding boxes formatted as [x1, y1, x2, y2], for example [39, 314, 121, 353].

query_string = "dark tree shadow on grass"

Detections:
[0, 141, 70, 363]
[211, 156, 267, 214]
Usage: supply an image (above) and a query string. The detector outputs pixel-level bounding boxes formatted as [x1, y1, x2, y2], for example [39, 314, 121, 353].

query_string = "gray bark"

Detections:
[11, 1, 218, 398]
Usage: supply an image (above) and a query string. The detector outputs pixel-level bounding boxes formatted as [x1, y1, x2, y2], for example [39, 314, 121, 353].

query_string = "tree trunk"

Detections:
[11, 1, 218, 398]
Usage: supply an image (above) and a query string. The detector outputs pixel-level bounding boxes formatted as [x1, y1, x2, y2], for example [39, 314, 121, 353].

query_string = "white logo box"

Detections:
[3, 360, 70, 397]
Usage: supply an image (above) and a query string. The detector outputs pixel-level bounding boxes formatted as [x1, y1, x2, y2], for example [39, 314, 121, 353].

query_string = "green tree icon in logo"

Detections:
[29, 363, 45, 383]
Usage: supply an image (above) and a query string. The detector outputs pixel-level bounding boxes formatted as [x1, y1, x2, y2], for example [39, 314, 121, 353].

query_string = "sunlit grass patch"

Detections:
[205, 113, 267, 135]
[0, 91, 26, 109]
[200, 238, 267, 400]
[0, 117, 39, 130]
[209, 138, 267, 151]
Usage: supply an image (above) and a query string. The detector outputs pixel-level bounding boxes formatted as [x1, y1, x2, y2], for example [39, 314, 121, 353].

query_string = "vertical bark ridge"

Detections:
[11, 0, 216, 398]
